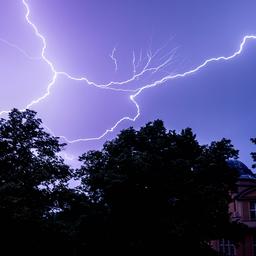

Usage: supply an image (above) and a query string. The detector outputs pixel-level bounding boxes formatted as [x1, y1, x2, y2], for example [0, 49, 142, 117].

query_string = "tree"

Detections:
[53, 190, 110, 255]
[0, 109, 72, 254]
[251, 138, 256, 168]
[78, 120, 244, 254]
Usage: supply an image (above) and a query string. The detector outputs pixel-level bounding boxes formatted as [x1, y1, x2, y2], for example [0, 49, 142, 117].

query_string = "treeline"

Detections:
[0, 109, 254, 255]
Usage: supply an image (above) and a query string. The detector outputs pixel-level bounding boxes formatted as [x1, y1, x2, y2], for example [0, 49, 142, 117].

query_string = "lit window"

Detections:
[250, 201, 256, 220]
[219, 239, 236, 256]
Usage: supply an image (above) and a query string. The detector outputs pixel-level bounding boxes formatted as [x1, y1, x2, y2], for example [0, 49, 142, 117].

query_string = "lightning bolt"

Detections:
[1, 0, 255, 145]
[0, 38, 40, 60]
[61, 34, 256, 143]
[110, 47, 118, 72]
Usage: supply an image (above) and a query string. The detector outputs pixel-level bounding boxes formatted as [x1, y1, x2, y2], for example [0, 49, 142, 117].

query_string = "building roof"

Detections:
[227, 160, 256, 180]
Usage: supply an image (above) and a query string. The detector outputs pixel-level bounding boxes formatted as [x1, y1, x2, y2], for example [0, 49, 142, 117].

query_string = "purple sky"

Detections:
[1, 0, 256, 167]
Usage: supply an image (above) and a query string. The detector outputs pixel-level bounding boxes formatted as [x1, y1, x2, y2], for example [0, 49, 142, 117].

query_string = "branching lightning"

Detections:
[60, 33, 256, 143]
[1, 0, 256, 145]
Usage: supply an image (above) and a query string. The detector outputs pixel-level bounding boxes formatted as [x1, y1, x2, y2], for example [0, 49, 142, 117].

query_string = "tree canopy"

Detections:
[251, 137, 256, 168]
[0, 110, 248, 255]
[78, 120, 244, 254]
[0, 109, 72, 254]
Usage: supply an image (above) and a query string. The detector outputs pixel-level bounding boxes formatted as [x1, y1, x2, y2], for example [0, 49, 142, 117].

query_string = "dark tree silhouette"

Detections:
[0, 111, 247, 255]
[0, 109, 72, 254]
[251, 138, 256, 168]
[53, 190, 110, 255]
[78, 120, 244, 255]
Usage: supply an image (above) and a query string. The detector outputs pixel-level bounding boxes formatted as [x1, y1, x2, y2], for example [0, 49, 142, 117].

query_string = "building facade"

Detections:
[212, 160, 256, 256]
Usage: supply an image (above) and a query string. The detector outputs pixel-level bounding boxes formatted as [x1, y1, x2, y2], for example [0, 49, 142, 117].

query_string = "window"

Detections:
[250, 201, 256, 220]
[219, 239, 236, 256]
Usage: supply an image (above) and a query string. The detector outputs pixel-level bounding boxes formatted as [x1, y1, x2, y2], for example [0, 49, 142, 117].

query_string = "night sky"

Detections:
[1, 0, 256, 168]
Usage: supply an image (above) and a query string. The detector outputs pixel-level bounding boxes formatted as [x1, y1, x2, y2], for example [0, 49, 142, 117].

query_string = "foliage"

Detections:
[0, 109, 72, 254]
[0, 110, 247, 255]
[251, 138, 256, 168]
[78, 120, 242, 254]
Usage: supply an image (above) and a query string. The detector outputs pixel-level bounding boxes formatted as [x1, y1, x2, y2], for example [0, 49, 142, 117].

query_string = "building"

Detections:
[212, 160, 256, 256]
